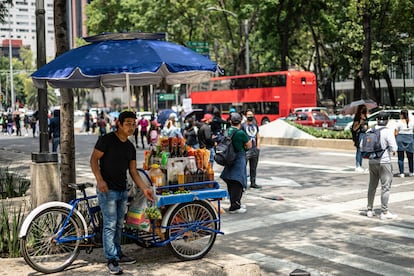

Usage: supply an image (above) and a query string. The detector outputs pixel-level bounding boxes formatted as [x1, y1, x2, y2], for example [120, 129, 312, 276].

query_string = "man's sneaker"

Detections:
[108, 259, 123, 275]
[240, 204, 247, 209]
[409, 173, 414, 177]
[399, 173, 405, 178]
[229, 208, 247, 214]
[355, 167, 364, 173]
[119, 254, 136, 264]
[380, 211, 398, 220]
[366, 210, 375, 218]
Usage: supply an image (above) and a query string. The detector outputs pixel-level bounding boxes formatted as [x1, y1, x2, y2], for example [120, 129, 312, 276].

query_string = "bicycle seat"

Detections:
[68, 182, 94, 190]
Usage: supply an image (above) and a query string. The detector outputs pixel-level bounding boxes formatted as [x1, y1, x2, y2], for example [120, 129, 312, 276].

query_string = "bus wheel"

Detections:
[261, 118, 270, 125]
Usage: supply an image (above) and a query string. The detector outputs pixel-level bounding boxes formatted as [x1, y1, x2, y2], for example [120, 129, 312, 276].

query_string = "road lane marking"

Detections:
[371, 225, 414, 239]
[260, 160, 354, 174]
[244, 252, 325, 276]
[277, 243, 414, 276]
[222, 190, 414, 234]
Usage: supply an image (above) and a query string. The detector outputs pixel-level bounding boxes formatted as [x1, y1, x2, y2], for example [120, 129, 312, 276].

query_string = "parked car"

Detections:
[329, 114, 353, 130]
[344, 109, 414, 131]
[293, 107, 328, 114]
[291, 111, 333, 128]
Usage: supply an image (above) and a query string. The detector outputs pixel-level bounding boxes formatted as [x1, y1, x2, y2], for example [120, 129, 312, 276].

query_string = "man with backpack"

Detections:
[361, 112, 398, 220]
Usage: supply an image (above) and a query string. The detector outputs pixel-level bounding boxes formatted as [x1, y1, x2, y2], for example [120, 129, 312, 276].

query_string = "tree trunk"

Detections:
[354, 75, 362, 100]
[54, 0, 75, 202]
[361, 11, 374, 101]
[383, 71, 396, 106]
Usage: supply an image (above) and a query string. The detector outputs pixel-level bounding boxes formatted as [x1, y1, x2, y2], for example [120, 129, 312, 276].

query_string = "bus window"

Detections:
[262, 102, 279, 114]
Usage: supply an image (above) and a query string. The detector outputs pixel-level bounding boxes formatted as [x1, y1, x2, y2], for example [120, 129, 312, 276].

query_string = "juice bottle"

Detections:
[149, 164, 163, 187]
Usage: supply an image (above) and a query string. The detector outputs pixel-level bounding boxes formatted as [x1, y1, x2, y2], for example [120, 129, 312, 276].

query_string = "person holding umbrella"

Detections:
[352, 105, 369, 173]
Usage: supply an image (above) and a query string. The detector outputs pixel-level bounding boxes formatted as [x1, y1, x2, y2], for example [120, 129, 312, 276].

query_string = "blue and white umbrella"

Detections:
[31, 32, 218, 89]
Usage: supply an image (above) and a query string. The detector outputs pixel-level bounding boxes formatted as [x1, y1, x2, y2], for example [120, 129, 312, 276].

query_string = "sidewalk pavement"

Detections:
[1, 244, 260, 275]
[0, 147, 262, 276]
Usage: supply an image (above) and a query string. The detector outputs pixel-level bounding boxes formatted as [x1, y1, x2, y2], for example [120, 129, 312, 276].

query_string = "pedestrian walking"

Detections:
[352, 105, 368, 172]
[30, 114, 37, 138]
[394, 109, 414, 177]
[198, 113, 215, 167]
[161, 114, 182, 138]
[210, 108, 226, 143]
[242, 109, 261, 189]
[363, 112, 398, 219]
[48, 109, 60, 152]
[14, 114, 22, 136]
[84, 109, 91, 134]
[138, 115, 149, 149]
[148, 120, 160, 147]
[23, 114, 30, 136]
[90, 111, 154, 274]
[220, 112, 252, 214]
[97, 111, 108, 137]
[183, 117, 199, 149]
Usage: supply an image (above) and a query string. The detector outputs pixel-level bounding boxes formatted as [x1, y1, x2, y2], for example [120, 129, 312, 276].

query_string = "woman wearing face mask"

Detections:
[241, 109, 261, 189]
[183, 117, 199, 149]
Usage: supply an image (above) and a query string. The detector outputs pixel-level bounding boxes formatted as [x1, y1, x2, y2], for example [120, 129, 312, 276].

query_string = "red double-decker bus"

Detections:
[189, 70, 317, 125]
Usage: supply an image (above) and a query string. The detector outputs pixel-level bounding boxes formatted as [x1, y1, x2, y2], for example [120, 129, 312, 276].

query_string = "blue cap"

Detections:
[229, 108, 236, 113]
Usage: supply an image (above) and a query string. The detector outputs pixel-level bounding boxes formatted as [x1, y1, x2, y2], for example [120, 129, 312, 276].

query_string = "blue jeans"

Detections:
[355, 147, 362, 168]
[97, 189, 128, 261]
[52, 137, 60, 152]
[209, 147, 215, 167]
[397, 151, 413, 174]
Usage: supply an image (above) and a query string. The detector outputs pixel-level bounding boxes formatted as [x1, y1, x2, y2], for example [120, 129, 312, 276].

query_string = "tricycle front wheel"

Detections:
[165, 200, 218, 260]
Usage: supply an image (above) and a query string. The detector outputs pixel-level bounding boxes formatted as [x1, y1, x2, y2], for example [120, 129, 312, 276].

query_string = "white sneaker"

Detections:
[229, 208, 247, 214]
[409, 173, 414, 177]
[240, 204, 246, 209]
[355, 167, 364, 173]
[399, 173, 405, 178]
[380, 211, 398, 220]
[366, 210, 375, 218]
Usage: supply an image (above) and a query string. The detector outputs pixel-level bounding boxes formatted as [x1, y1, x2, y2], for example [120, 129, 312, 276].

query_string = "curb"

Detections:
[261, 137, 354, 150]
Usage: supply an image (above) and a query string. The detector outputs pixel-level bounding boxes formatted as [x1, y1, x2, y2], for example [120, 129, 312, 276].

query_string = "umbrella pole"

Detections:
[126, 73, 130, 110]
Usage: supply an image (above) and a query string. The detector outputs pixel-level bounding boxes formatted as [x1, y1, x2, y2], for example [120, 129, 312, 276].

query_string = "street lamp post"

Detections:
[207, 6, 250, 74]
[8, 8, 15, 112]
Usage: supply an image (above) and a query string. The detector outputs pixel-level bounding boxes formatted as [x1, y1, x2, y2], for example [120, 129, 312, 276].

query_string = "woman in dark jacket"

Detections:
[183, 118, 199, 149]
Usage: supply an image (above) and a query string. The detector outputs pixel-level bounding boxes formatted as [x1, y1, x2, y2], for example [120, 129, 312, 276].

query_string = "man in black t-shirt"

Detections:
[90, 111, 154, 274]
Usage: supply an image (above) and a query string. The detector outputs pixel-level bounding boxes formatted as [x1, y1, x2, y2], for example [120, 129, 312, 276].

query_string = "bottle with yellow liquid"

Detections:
[149, 164, 163, 187]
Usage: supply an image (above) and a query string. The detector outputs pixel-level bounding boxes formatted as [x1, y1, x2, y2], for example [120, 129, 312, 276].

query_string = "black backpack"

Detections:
[214, 129, 239, 166]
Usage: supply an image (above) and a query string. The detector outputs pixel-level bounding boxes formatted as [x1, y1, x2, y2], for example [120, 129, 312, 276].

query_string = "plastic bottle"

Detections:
[207, 164, 214, 181]
[149, 164, 163, 187]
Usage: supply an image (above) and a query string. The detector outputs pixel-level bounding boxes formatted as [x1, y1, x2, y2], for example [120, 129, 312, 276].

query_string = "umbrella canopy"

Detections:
[342, 99, 378, 115]
[157, 109, 177, 127]
[31, 32, 218, 89]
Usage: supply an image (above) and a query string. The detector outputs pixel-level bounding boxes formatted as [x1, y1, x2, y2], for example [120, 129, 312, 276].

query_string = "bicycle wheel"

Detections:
[20, 207, 83, 274]
[165, 200, 218, 260]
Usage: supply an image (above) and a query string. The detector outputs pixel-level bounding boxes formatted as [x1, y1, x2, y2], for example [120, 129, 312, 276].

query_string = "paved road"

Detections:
[1, 133, 414, 275]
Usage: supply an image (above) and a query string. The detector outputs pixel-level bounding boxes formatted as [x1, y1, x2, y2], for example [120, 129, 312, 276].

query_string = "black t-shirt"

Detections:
[94, 132, 136, 191]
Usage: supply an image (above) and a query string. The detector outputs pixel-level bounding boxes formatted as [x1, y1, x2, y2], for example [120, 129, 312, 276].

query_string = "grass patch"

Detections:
[0, 166, 30, 199]
[0, 199, 28, 258]
[286, 121, 353, 139]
